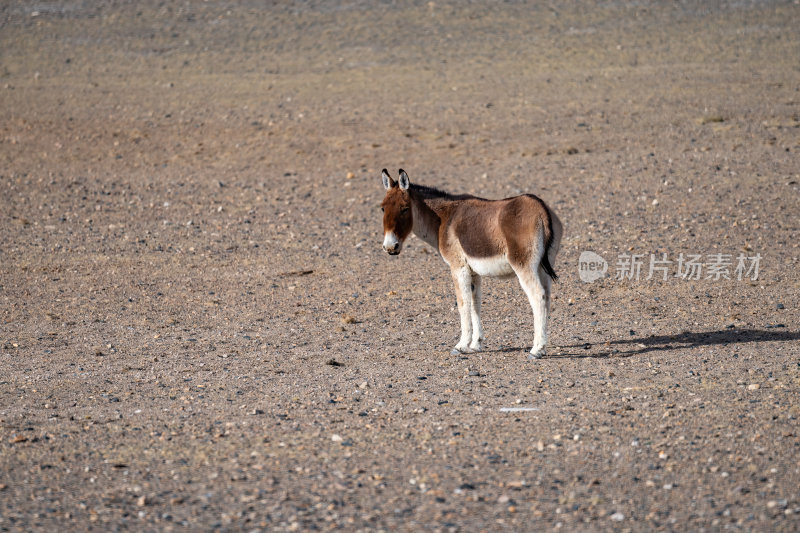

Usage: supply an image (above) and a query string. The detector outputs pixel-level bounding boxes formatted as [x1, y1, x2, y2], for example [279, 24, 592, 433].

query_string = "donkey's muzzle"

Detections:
[383, 233, 401, 255]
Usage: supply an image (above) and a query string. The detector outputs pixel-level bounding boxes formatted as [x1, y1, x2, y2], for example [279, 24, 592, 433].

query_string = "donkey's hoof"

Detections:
[468, 342, 483, 352]
[528, 348, 546, 360]
[452, 345, 473, 355]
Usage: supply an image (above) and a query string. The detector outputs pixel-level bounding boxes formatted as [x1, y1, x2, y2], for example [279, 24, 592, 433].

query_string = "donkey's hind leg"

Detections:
[515, 264, 549, 360]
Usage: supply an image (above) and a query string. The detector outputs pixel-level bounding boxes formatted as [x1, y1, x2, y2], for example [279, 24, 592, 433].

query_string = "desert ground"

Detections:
[1, 1, 799, 531]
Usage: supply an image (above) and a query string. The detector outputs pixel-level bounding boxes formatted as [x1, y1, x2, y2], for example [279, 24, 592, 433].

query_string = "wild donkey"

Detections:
[380, 169, 562, 359]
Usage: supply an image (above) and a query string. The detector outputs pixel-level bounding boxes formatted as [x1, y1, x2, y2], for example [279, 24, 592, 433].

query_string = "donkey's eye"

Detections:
[380, 207, 385, 212]
[401, 207, 409, 214]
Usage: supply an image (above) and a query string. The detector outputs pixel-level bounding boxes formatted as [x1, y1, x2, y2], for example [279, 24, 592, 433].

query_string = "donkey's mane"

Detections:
[409, 183, 475, 201]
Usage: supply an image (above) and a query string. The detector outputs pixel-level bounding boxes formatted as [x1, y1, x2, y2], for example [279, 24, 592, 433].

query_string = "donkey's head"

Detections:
[380, 169, 412, 255]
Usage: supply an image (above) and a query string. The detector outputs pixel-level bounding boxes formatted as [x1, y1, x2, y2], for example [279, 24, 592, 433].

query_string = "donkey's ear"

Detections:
[381, 169, 396, 190]
[398, 169, 410, 190]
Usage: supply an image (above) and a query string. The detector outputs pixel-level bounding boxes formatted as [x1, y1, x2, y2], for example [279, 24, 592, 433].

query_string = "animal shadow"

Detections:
[555, 327, 799, 358]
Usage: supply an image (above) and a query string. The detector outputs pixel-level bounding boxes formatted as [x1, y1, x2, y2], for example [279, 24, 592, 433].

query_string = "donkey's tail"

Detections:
[540, 246, 558, 281]
[539, 205, 558, 281]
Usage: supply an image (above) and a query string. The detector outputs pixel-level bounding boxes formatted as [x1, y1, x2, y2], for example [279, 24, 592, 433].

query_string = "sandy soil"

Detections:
[1, 1, 799, 531]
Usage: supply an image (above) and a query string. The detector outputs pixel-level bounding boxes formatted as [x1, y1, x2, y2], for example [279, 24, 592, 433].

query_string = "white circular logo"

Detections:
[578, 251, 607, 283]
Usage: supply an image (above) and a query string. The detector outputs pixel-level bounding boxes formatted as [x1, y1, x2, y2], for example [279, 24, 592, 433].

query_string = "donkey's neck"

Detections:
[409, 189, 442, 250]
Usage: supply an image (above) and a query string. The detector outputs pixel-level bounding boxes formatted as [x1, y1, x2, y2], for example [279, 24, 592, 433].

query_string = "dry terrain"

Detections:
[1, 1, 799, 531]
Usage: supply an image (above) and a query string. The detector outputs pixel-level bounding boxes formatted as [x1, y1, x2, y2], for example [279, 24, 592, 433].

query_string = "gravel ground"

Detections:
[1, 1, 799, 531]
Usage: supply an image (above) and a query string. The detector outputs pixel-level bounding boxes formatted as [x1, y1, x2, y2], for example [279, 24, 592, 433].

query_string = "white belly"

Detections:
[467, 255, 515, 277]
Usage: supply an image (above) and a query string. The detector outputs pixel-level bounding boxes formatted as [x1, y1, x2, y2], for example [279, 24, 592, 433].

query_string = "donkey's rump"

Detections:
[496, 195, 552, 268]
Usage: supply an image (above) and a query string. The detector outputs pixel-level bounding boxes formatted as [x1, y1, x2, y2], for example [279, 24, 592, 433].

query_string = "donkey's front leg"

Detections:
[469, 272, 484, 352]
[450, 266, 475, 355]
